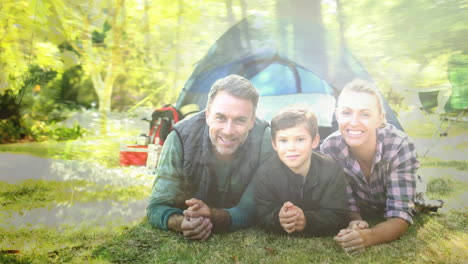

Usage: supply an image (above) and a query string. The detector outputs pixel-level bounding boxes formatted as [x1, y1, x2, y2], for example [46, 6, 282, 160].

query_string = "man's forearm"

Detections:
[210, 209, 231, 232]
[168, 214, 184, 232]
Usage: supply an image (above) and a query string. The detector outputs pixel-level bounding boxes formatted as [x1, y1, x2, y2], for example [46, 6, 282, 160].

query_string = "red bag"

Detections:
[119, 105, 182, 167]
[148, 105, 181, 145]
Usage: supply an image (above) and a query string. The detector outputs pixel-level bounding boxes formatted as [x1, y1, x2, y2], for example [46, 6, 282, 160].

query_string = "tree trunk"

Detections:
[276, 0, 327, 79]
[336, 0, 347, 49]
[174, 0, 183, 91]
[143, 0, 151, 63]
[82, 0, 125, 115]
[225, 0, 236, 26]
[239, 0, 247, 19]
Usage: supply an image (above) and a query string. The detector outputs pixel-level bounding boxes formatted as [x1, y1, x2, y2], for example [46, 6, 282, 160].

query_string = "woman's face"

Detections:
[335, 91, 384, 149]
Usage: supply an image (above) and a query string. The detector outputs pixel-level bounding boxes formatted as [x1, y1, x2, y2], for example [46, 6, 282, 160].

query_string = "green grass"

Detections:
[420, 157, 467, 171]
[402, 113, 468, 138]
[0, 180, 150, 213]
[1, 213, 466, 264]
[0, 226, 117, 264]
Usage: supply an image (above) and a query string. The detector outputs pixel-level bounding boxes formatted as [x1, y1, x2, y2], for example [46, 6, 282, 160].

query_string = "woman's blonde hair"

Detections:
[338, 79, 387, 124]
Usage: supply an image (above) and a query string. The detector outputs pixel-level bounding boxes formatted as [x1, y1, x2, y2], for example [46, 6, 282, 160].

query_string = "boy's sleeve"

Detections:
[255, 170, 285, 234]
[302, 169, 349, 236]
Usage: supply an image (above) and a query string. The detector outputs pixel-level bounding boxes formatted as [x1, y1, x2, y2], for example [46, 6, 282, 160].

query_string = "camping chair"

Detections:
[407, 85, 467, 157]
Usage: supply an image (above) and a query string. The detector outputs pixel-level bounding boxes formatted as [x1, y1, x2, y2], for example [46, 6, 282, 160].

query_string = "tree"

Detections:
[275, 0, 327, 79]
[0, 0, 61, 96]
[336, 0, 468, 94]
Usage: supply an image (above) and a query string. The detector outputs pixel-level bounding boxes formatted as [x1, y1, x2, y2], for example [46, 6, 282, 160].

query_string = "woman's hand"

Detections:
[348, 220, 369, 230]
[334, 228, 366, 253]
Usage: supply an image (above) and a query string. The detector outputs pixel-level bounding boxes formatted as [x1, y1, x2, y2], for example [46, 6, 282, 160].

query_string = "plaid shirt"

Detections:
[320, 124, 418, 224]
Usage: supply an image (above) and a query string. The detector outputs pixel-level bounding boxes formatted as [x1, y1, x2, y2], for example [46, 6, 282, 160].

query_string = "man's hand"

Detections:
[348, 220, 369, 230]
[184, 198, 211, 219]
[184, 198, 231, 232]
[167, 214, 213, 241]
[279, 202, 306, 234]
[334, 228, 366, 253]
[181, 216, 213, 241]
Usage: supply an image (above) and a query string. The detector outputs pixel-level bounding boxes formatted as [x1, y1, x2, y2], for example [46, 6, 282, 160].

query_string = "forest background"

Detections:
[0, 0, 467, 263]
[1, 0, 466, 141]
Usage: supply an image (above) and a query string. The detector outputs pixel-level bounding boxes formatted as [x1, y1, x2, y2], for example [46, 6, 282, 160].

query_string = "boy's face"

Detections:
[272, 124, 319, 177]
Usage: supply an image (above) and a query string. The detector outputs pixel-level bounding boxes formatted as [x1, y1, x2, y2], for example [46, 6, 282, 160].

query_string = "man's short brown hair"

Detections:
[206, 74, 259, 112]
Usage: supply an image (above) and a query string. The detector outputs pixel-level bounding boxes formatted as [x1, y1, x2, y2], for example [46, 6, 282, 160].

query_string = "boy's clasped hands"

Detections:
[279, 201, 306, 234]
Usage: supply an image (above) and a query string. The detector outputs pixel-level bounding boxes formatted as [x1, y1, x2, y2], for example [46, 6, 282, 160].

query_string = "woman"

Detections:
[321, 79, 419, 253]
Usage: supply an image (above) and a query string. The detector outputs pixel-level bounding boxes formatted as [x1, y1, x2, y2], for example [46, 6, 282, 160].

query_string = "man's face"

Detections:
[206, 91, 255, 161]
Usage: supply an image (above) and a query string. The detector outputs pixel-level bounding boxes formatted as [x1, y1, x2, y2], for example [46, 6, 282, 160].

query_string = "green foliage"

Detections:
[420, 157, 467, 171]
[427, 178, 454, 196]
[47, 122, 87, 141]
[338, 0, 468, 110]
[0, 63, 94, 143]
[48, 65, 98, 109]
[0, 118, 24, 143]
[0, 116, 87, 143]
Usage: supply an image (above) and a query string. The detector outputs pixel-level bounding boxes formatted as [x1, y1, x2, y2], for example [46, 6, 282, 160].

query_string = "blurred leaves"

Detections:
[338, 0, 468, 102]
[1, 0, 467, 132]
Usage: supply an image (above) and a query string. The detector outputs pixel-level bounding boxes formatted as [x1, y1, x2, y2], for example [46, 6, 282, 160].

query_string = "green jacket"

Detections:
[255, 151, 349, 236]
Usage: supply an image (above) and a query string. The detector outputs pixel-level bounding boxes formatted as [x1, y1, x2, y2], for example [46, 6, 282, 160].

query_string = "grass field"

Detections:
[0, 112, 467, 263]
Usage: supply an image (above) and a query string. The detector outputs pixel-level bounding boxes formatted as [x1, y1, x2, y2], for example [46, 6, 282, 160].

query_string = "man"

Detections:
[147, 74, 273, 240]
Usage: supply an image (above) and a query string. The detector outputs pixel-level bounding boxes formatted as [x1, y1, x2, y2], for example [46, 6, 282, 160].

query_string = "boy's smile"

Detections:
[272, 124, 320, 177]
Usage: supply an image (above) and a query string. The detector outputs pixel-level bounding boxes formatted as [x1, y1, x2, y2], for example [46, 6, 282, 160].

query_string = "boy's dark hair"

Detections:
[271, 105, 318, 140]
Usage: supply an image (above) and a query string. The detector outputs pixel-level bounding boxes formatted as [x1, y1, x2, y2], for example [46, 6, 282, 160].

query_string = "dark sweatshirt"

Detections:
[255, 151, 349, 236]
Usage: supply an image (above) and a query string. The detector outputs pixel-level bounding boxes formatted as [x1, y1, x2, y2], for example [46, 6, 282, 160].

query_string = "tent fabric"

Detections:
[176, 14, 403, 139]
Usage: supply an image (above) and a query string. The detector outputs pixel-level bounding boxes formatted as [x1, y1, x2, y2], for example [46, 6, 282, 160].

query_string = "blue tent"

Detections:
[176, 14, 402, 139]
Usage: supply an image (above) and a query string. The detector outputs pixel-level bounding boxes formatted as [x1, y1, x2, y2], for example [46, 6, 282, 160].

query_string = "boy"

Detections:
[255, 106, 349, 236]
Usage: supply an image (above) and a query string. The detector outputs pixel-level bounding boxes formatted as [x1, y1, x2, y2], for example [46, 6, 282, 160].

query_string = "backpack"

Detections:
[148, 105, 182, 145]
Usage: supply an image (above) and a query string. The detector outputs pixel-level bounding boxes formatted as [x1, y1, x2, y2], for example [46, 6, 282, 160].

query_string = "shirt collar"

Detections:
[373, 124, 389, 165]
